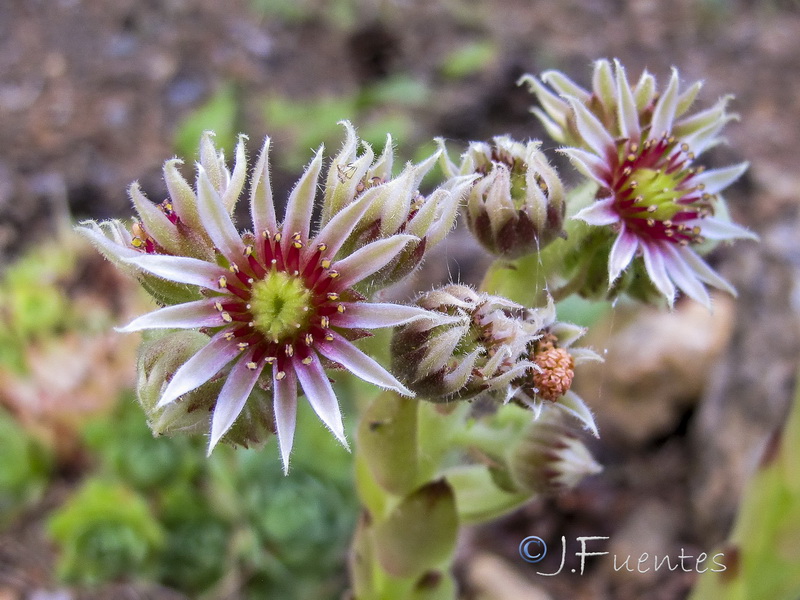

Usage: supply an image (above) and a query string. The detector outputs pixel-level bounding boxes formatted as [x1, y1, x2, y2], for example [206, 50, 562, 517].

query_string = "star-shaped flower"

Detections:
[79, 130, 453, 471]
[522, 59, 757, 307]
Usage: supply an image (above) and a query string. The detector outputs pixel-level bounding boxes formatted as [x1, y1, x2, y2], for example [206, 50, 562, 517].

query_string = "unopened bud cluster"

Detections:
[391, 286, 599, 433]
[439, 136, 565, 258]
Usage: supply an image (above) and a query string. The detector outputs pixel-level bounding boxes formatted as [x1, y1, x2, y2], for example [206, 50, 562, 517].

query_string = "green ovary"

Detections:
[249, 271, 313, 341]
[626, 168, 686, 219]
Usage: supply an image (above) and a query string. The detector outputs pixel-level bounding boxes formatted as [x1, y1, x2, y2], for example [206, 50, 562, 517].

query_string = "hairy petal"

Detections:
[293, 354, 348, 449]
[608, 227, 638, 285]
[274, 367, 298, 474]
[317, 333, 412, 396]
[335, 302, 452, 329]
[197, 166, 245, 262]
[157, 334, 241, 408]
[641, 242, 676, 305]
[208, 353, 263, 453]
[573, 198, 619, 226]
[122, 253, 228, 289]
[249, 136, 278, 236]
[117, 299, 223, 332]
[283, 147, 323, 248]
[334, 234, 416, 288]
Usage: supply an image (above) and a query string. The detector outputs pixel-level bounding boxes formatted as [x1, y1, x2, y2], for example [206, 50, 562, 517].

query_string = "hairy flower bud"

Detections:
[391, 285, 537, 402]
[322, 122, 474, 285]
[508, 413, 601, 494]
[438, 136, 566, 258]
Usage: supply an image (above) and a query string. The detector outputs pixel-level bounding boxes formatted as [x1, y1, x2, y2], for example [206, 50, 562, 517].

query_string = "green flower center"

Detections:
[249, 271, 312, 342]
[623, 168, 686, 220]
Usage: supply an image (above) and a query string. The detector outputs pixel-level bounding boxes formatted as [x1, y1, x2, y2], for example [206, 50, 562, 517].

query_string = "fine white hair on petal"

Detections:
[317, 333, 413, 396]
[282, 147, 324, 249]
[293, 354, 349, 449]
[567, 98, 616, 157]
[573, 198, 619, 227]
[274, 367, 298, 474]
[157, 334, 241, 409]
[661, 244, 711, 308]
[122, 253, 229, 290]
[692, 162, 749, 195]
[641, 242, 676, 305]
[116, 299, 223, 332]
[607, 227, 638, 285]
[614, 59, 641, 140]
[335, 302, 454, 329]
[207, 352, 263, 454]
[249, 136, 278, 237]
[560, 147, 610, 186]
[649, 67, 680, 139]
[333, 234, 416, 288]
[558, 390, 599, 438]
[196, 166, 246, 263]
[676, 245, 737, 296]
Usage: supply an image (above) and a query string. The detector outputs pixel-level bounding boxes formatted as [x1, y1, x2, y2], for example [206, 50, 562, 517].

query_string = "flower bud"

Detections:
[136, 330, 274, 449]
[391, 285, 537, 402]
[438, 136, 565, 258]
[322, 122, 473, 285]
[508, 412, 601, 494]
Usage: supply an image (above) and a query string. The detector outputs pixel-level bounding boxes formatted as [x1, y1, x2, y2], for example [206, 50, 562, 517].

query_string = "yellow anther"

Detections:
[221, 312, 233, 323]
[214, 301, 224, 311]
[317, 243, 327, 252]
[325, 334, 334, 341]
[237, 342, 249, 350]
[337, 304, 346, 313]
[320, 316, 330, 328]
[229, 264, 239, 274]
[274, 232, 282, 243]
[301, 356, 313, 365]
[646, 219, 655, 227]
[305, 333, 314, 345]
[246, 361, 258, 370]
[218, 276, 227, 288]
[321, 259, 332, 269]
[327, 292, 339, 301]
[285, 345, 294, 357]
[265, 357, 276, 364]
[329, 270, 340, 279]
[244, 245, 253, 256]
[131, 237, 144, 248]
[224, 332, 235, 341]
[276, 371, 286, 380]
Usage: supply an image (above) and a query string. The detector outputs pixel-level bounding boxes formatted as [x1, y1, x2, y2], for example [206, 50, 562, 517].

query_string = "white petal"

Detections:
[221, 135, 248, 213]
[122, 253, 227, 289]
[541, 69, 591, 103]
[573, 198, 619, 226]
[661, 244, 711, 307]
[567, 97, 616, 157]
[518, 74, 570, 127]
[199, 131, 224, 192]
[675, 245, 736, 296]
[641, 242, 676, 305]
[314, 193, 371, 259]
[683, 217, 758, 241]
[649, 67, 680, 138]
[317, 333, 412, 396]
[282, 147, 323, 248]
[675, 80, 703, 118]
[207, 353, 263, 453]
[197, 166, 245, 262]
[335, 302, 450, 329]
[164, 159, 202, 231]
[76, 221, 140, 262]
[274, 367, 298, 474]
[333, 234, 416, 288]
[693, 162, 748, 195]
[592, 59, 615, 108]
[608, 227, 638, 284]
[116, 299, 223, 332]
[250, 136, 278, 236]
[557, 390, 599, 437]
[293, 354, 348, 448]
[634, 70, 656, 111]
[129, 182, 181, 254]
[157, 333, 241, 408]
[560, 147, 610, 186]
[614, 59, 641, 140]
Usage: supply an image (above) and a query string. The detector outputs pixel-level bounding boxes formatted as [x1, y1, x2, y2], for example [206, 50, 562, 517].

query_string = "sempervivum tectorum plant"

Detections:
[437, 136, 566, 258]
[321, 122, 474, 285]
[78, 129, 449, 471]
[520, 59, 757, 307]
